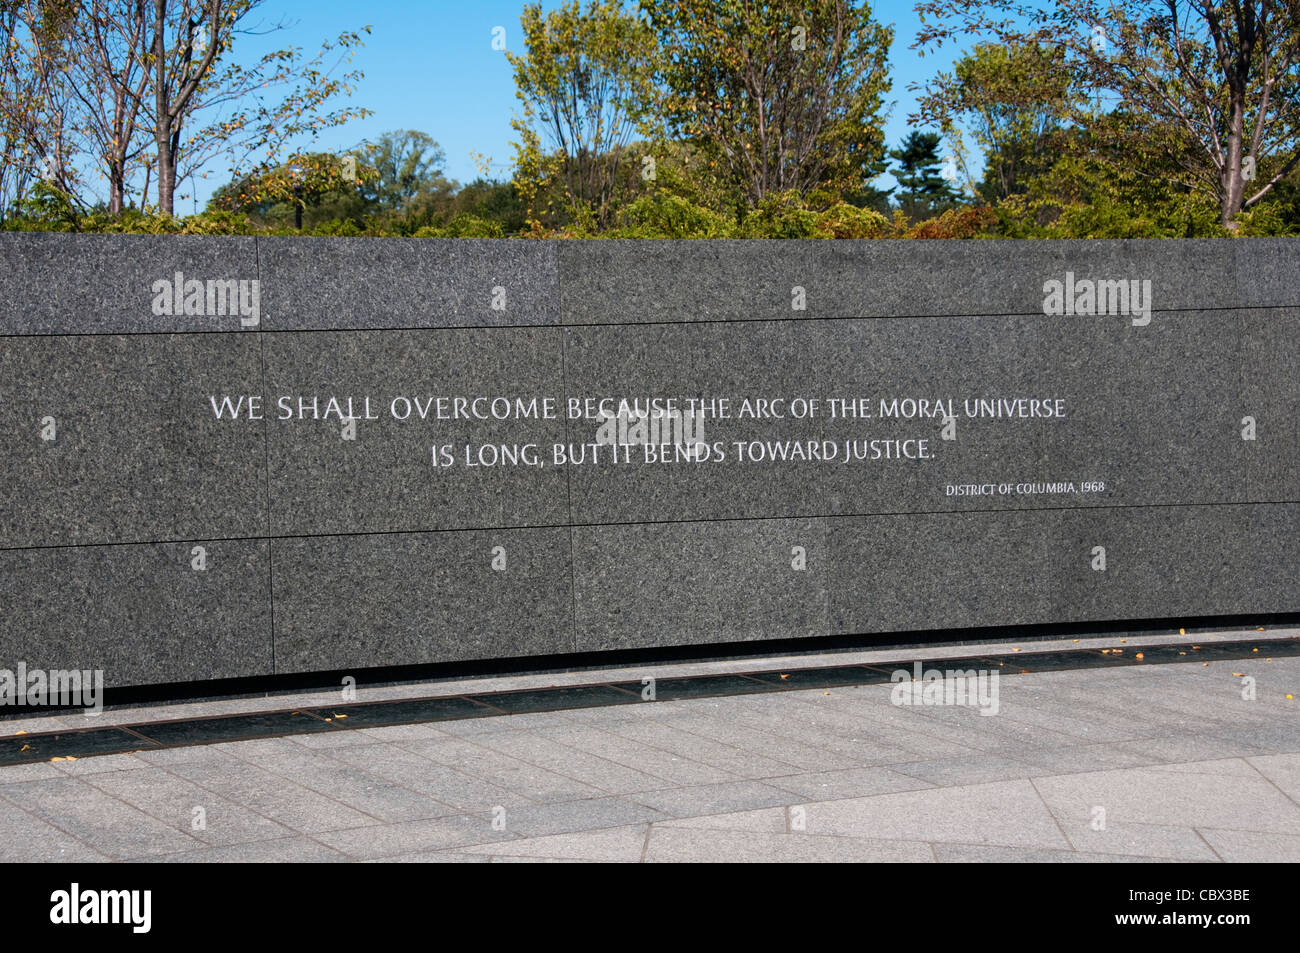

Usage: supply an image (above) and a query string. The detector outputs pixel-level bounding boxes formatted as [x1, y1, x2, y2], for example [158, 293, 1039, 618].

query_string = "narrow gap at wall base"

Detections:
[3, 610, 1297, 718]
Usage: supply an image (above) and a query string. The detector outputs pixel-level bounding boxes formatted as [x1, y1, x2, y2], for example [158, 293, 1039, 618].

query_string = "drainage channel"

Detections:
[3, 637, 1297, 766]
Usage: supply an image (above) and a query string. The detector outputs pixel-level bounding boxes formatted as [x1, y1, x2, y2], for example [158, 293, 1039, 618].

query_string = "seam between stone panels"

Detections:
[5, 496, 1300, 555]
[556, 243, 580, 655]
[1231, 239, 1253, 508]
[1237, 236, 1248, 504]
[253, 235, 277, 675]
[6, 304, 1293, 340]
[817, 516, 833, 639]
[1235, 304, 1250, 506]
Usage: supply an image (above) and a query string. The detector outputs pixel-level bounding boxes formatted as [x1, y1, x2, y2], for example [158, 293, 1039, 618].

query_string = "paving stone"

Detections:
[1051, 814, 1221, 860]
[351, 723, 455, 743]
[1033, 767, 1300, 833]
[131, 744, 242, 766]
[52, 753, 154, 776]
[367, 852, 492, 863]
[0, 631, 1295, 862]
[531, 725, 740, 786]
[890, 755, 1041, 786]
[1001, 744, 1158, 775]
[800, 779, 1072, 849]
[766, 766, 936, 801]
[315, 815, 516, 860]
[932, 844, 1176, 863]
[394, 736, 608, 804]
[1243, 752, 1300, 799]
[598, 720, 806, 777]
[452, 824, 650, 862]
[167, 760, 381, 834]
[652, 806, 792, 834]
[0, 762, 68, 781]
[1199, 725, 1300, 754]
[467, 733, 674, 795]
[644, 827, 935, 863]
[487, 855, 589, 863]
[488, 797, 668, 837]
[1141, 758, 1260, 778]
[0, 776, 204, 859]
[0, 715, 81, 736]
[85, 767, 294, 847]
[222, 745, 460, 823]
[644, 712, 856, 772]
[149, 836, 351, 863]
[1196, 827, 1300, 862]
[326, 743, 528, 814]
[629, 781, 801, 818]
[0, 797, 112, 861]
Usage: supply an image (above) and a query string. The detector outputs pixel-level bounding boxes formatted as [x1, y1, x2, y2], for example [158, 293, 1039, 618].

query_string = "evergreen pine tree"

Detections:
[889, 131, 962, 221]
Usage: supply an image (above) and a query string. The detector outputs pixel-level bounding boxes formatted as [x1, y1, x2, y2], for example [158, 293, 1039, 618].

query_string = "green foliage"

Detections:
[2, 181, 255, 233]
[903, 206, 998, 238]
[1260, 175, 1300, 234]
[210, 151, 374, 216]
[937, 42, 1076, 204]
[6, 180, 81, 230]
[600, 190, 735, 238]
[737, 191, 823, 238]
[446, 179, 529, 235]
[1, 2, 373, 217]
[509, 1, 658, 229]
[813, 202, 892, 238]
[306, 217, 366, 237]
[205, 134, 527, 236]
[889, 131, 963, 222]
[9, 3, 1299, 240]
[976, 151, 1300, 237]
[1233, 202, 1299, 237]
[646, 0, 893, 205]
[592, 188, 892, 238]
[443, 214, 506, 238]
[359, 131, 454, 212]
[911, 0, 1300, 228]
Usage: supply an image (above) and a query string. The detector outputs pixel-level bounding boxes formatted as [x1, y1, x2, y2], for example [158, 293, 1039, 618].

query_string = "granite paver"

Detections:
[1, 633, 1297, 862]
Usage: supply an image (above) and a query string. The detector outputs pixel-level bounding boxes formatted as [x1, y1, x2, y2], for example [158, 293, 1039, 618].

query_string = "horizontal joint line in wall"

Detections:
[2, 497, 1296, 555]
[0, 303, 1296, 339]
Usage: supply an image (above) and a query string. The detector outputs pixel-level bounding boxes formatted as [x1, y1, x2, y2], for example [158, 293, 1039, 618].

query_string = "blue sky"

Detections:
[188, 0, 964, 210]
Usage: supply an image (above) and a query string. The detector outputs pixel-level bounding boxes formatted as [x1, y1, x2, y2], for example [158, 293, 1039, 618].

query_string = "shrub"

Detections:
[602, 191, 734, 238]
[737, 191, 820, 238]
[813, 202, 891, 238]
[905, 206, 999, 239]
[443, 214, 506, 238]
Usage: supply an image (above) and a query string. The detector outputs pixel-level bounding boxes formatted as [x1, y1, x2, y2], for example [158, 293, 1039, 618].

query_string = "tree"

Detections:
[64, 1, 153, 214]
[890, 131, 962, 219]
[845, 156, 895, 214]
[917, 41, 1076, 204]
[644, 0, 893, 207]
[440, 178, 528, 235]
[209, 150, 370, 223]
[0, 0, 79, 217]
[2, 0, 372, 217]
[508, 0, 658, 228]
[994, 114, 1232, 237]
[359, 130, 453, 212]
[145, 0, 372, 216]
[912, 0, 1300, 228]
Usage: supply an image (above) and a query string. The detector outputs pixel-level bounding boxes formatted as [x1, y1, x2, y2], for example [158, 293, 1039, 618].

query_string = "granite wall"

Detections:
[1, 235, 1296, 688]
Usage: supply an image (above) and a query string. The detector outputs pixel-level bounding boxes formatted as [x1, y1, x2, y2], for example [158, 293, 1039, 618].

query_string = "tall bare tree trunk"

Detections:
[1222, 98, 1246, 228]
[152, 0, 175, 215]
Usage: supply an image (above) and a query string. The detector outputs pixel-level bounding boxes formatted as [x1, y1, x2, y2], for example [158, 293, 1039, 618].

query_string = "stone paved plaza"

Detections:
[1, 630, 1297, 863]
